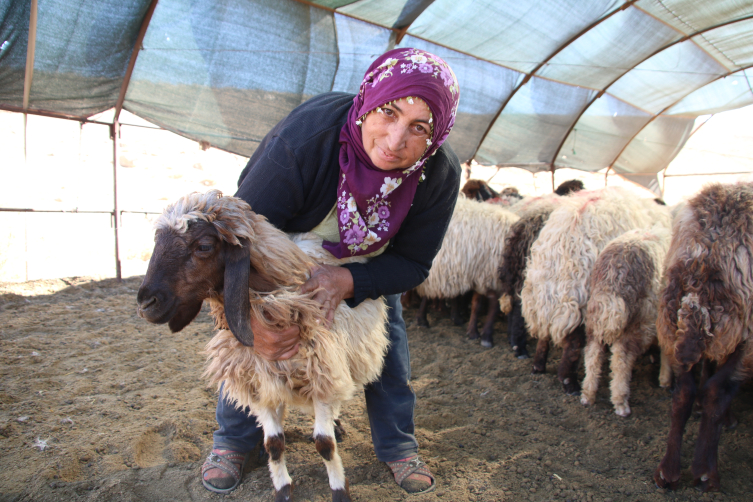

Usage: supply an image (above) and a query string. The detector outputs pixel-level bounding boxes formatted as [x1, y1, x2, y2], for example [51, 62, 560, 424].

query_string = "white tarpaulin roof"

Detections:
[1, 0, 752, 192]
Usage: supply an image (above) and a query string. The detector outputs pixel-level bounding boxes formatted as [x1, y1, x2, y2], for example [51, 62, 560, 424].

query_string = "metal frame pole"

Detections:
[111, 121, 122, 280]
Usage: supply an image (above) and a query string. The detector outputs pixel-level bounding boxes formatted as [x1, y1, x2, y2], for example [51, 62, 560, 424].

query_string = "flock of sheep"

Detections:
[409, 178, 753, 494]
[135, 179, 753, 500]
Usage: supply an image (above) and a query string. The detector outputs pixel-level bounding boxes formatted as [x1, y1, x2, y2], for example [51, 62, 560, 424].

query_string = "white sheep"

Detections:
[414, 195, 519, 347]
[579, 225, 673, 416]
[520, 187, 672, 394]
[136, 190, 389, 502]
[498, 193, 578, 358]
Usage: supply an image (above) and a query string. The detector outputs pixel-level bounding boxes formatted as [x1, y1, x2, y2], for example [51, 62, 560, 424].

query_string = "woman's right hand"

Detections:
[251, 315, 301, 360]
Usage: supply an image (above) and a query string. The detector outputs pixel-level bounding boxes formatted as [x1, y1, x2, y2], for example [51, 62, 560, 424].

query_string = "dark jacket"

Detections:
[235, 92, 461, 306]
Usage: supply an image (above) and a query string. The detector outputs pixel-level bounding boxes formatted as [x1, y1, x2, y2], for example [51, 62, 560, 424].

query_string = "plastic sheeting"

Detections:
[2, 0, 753, 193]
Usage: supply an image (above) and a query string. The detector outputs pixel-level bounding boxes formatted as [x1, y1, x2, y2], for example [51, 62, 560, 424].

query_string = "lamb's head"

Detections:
[136, 190, 259, 346]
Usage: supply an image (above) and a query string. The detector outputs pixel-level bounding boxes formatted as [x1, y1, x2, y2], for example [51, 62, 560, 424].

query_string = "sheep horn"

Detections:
[223, 239, 254, 347]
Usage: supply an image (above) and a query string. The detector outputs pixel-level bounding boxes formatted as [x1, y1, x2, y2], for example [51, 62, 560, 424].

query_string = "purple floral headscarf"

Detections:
[322, 48, 460, 258]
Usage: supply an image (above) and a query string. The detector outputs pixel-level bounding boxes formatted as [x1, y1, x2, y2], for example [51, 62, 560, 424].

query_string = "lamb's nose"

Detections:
[138, 296, 158, 312]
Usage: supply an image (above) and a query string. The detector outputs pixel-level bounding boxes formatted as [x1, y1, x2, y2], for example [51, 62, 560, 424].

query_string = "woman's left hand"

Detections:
[300, 265, 354, 327]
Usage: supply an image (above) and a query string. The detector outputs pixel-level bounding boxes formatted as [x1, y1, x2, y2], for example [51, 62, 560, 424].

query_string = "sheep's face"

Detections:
[137, 221, 225, 333]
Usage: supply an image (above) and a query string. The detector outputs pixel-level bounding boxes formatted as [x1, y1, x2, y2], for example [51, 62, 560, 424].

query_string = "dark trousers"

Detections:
[212, 293, 418, 462]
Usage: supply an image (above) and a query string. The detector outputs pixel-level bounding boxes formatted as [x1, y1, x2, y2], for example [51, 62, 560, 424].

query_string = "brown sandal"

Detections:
[201, 449, 249, 494]
[387, 455, 436, 495]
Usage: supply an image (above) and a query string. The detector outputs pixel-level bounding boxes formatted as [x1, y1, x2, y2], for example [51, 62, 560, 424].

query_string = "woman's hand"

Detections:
[251, 315, 301, 360]
[300, 265, 354, 327]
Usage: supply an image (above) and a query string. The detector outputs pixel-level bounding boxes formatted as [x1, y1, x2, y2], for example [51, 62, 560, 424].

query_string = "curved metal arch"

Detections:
[23, 0, 38, 112]
[292, 0, 401, 33]
[606, 63, 753, 175]
[394, 0, 435, 43]
[114, 0, 160, 123]
[468, 0, 639, 162]
[551, 12, 753, 172]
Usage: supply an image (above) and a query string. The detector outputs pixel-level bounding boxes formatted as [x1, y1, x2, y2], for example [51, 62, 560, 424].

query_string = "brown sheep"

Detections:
[579, 226, 672, 416]
[654, 182, 753, 493]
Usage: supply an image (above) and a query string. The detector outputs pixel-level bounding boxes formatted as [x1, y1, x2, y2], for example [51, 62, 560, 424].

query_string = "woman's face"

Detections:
[361, 97, 432, 171]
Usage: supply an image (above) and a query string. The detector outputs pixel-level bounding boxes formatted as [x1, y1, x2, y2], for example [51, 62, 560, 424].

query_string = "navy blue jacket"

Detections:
[235, 92, 461, 306]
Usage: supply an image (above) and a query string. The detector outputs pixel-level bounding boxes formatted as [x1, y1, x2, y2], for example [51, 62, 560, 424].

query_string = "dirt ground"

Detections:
[1, 277, 752, 502]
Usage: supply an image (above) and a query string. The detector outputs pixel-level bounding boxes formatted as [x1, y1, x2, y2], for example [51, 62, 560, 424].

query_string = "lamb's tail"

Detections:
[673, 293, 710, 371]
[586, 291, 628, 345]
[499, 293, 512, 315]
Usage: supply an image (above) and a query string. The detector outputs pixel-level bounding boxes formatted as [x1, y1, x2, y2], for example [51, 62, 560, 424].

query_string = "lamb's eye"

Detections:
[197, 244, 213, 252]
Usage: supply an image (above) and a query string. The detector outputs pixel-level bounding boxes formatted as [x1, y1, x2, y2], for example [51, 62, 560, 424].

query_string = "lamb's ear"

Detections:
[223, 238, 254, 347]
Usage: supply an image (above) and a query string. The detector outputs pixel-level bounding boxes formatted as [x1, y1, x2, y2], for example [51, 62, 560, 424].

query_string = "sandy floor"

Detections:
[1, 277, 752, 502]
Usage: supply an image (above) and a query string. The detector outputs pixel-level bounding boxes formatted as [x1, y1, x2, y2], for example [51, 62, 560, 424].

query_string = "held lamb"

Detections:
[579, 225, 673, 417]
[520, 187, 671, 394]
[414, 195, 519, 347]
[136, 190, 389, 502]
[654, 182, 753, 493]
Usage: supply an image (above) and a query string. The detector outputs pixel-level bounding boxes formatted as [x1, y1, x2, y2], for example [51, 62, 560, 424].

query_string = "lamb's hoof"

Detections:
[693, 472, 720, 493]
[467, 330, 479, 341]
[416, 317, 429, 328]
[614, 404, 631, 417]
[513, 346, 529, 359]
[451, 316, 465, 327]
[275, 484, 292, 502]
[580, 395, 592, 406]
[724, 411, 739, 430]
[531, 365, 545, 375]
[332, 480, 351, 502]
[654, 462, 680, 490]
[562, 378, 580, 396]
[480, 337, 493, 349]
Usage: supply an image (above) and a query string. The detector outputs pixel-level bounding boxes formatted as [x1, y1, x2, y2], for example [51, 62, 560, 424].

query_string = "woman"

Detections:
[202, 48, 461, 496]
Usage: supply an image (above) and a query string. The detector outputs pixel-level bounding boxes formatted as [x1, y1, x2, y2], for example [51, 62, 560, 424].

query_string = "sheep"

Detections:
[136, 190, 389, 502]
[579, 225, 673, 417]
[488, 186, 525, 208]
[654, 182, 753, 493]
[409, 179, 506, 327]
[461, 178, 499, 201]
[414, 195, 519, 347]
[498, 180, 585, 358]
[520, 187, 672, 394]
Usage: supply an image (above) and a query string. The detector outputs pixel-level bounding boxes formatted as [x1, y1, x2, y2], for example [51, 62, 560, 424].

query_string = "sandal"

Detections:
[201, 449, 249, 494]
[387, 455, 436, 495]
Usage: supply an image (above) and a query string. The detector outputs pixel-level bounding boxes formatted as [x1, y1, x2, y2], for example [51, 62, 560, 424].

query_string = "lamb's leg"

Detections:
[658, 348, 672, 389]
[480, 291, 500, 348]
[313, 401, 351, 502]
[466, 292, 483, 340]
[557, 325, 586, 395]
[531, 337, 549, 374]
[508, 299, 530, 359]
[691, 343, 745, 492]
[654, 369, 697, 490]
[580, 337, 605, 407]
[400, 290, 412, 308]
[416, 296, 430, 327]
[694, 358, 712, 413]
[256, 405, 292, 502]
[609, 338, 641, 417]
[449, 296, 464, 326]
